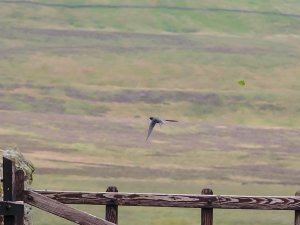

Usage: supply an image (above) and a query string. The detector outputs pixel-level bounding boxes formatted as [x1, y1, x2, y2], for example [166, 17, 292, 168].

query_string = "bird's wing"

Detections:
[165, 119, 178, 122]
[146, 120, 156, 141]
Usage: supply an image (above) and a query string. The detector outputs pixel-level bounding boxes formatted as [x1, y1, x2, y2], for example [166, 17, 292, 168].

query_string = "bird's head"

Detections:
[149, 117, 154, 120]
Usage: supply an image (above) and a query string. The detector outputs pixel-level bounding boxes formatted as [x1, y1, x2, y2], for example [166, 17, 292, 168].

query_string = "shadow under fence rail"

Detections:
[1, 157, 300, 225]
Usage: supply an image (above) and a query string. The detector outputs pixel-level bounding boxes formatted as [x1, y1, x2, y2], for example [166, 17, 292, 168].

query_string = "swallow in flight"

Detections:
[146, 117, 178, 141]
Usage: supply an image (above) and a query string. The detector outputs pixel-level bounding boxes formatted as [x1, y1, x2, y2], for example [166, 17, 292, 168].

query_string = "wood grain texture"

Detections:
[3, 157, 16, 201]
[24, 191, 115, 225]
[3, 157, 16, 225]
[35, 190, 300, 210]
[15, 170, 24, 201]
[295, 191, 300, 225]
[201, 189, 213, 225]
[106, 186, 118, 224]
[0, 201, 24, 225]
[0, 202, 24, 216]
[14, 169, 25, 225]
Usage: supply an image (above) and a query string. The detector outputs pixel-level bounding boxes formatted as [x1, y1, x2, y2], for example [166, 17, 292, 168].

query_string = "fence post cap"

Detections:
[106, 186, 118, 192]
[201, 188, 213, 195]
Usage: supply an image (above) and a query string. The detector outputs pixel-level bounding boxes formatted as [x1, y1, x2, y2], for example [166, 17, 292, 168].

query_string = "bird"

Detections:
[145, 117, 178, 141]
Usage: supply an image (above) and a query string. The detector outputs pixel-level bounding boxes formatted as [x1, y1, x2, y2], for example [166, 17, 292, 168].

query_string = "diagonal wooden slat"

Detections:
[24, 191, 115, 225]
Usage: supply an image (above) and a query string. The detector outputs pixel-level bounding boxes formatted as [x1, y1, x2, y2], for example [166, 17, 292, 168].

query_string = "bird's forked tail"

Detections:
[165, 119, 178, 122]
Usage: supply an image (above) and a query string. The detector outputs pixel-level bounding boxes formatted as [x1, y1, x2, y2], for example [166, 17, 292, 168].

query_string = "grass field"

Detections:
[0, 1, 300, 225]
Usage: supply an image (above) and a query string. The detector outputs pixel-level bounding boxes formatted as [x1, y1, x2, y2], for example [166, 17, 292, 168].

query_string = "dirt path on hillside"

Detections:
[1, 27, 298, 59]
[1, 1, 300, 18]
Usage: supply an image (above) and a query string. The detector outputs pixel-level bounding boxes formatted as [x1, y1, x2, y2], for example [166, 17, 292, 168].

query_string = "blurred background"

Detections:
[1, 1, 300, 224]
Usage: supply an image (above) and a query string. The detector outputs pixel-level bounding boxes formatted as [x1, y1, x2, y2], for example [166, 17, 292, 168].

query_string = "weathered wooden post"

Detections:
[14, 169, 25, 225]
[3, 157, 16, 225]
[201, 188, 213, 225]
[3, 157, 24, 225]
[15, 170, 25, 202]
[295, 191, 300, 225]
[105, 186, 118, 224]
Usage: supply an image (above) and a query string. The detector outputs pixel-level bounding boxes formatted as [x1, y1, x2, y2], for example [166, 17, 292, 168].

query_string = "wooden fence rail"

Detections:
[1, 157, 300, 225]
[34, 190, 300, 210]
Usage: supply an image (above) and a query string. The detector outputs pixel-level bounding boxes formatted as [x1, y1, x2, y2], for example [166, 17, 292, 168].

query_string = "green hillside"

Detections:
[1, 0, 300, 34]
[0, 1, 300, 225]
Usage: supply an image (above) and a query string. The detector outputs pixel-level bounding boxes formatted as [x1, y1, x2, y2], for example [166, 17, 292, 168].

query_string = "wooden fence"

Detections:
[1, 157, 300, 225]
